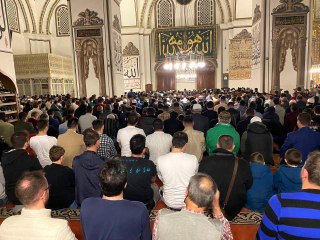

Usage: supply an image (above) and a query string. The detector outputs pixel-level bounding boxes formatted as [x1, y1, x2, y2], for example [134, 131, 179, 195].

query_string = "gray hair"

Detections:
[187, 173, 217, 208]
[305, 151, 320, 186]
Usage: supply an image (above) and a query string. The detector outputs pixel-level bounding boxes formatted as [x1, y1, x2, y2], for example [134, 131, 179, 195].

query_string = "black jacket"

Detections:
[192, 113, 210, 134]
[44, 164, 75, 210]
[242, 122, 274, 165]
[2, 149, 42, 204]
[164, 118, 184, 136]
[138, 116, 156, 136]
[199, 148, 252, 220]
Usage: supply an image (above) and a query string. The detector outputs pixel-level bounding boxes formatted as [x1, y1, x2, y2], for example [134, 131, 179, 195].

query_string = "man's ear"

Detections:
[185, 188, 189, 198]
[216, 143, 220, 148]
[231, 144, 235, 151]
[301, 167, 308, 181]
[142, 147, 147, 155]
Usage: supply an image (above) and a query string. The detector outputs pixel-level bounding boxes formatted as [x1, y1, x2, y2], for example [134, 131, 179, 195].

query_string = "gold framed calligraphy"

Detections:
[123, 56, 140, 80]
[155, 26, 217, 62]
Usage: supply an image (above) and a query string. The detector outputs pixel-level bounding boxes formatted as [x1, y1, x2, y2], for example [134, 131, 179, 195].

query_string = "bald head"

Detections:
[187, 173, 217, 208]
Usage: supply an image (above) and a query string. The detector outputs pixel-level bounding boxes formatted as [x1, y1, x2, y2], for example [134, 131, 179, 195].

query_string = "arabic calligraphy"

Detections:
[155, 27, 216, 61]
[0, 0, 7, 40]
[275, 16, 304, 26]
[123, 56, 140, 79]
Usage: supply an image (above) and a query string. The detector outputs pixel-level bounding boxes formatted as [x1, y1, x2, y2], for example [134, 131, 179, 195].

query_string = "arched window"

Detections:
[55, 5, 70, 36]
[196, 0, 214, 25]
[7, 0, 20, 33]
[156, 0, 174, 28]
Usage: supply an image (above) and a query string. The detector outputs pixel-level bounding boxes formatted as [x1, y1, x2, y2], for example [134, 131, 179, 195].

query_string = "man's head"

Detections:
[67, 117, 79, 129]
[297, 112, 311, 128]
[83, 128, 100, 149]
[31, 111, 39, 119]
[47, 109, 54, 117]
[187, 173, 217, 209]
[100, 160, 127, 197]
[130, 134, 146, 155]
[11, 131, 29, 149]
[18, 112, 28, 122]
[206, 101, 214, 110]
[245, 107, 255, 117]
[192, 104, 202, 113]
[37, 120, 49, 132]
[216, 135, 235, 152]
[285, 148, 302, 166]
[86, 105, 93, 114]
[218, 111, 231, 124]
[146, 107, 155, 116]
[183, 115, 194, 128]
[127, 112, 139, 126]
[172, 131, 188, 150]
[302, 151, 320, 188]
[92, 119, 104, 133]
[15, 171, 49, 208]
[153, 119, 164, 131]
[49, 145, 65, 163]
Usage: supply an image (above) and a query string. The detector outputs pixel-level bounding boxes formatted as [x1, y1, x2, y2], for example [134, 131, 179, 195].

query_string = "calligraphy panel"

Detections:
[155, 26, 217, 61]
[124, 79, 141, 90]
[123, 56, 140, 80]
[229, 29, 252, 80]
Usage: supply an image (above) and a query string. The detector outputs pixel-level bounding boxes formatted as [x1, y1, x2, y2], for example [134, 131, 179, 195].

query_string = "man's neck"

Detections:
[37, 130, 47, 136]
[102, 193, 124, 201]
[86, 147, 97, 152]
[302, 182, 320, 191]
[171, 147, 183, 153]
[25, 202, 45, 210]
[185, 198, 205, 214]
[69, 127, 77, 132]
[131, 153, 144, 158]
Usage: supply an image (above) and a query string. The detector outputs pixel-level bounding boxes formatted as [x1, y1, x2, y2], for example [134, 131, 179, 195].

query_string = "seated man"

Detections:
[121, 134, 157, 210]
[157, 132, 198, 210]
[257, 151, 320, 239]
[72, 129, 103, 205]
[153, 173, 232, 240]
[0, 171, 76, 240]
[2, 132, 42, 206]
[199, 135, 252, 220]
[81, 160, 151, 240]
[44, 146, 75, 210]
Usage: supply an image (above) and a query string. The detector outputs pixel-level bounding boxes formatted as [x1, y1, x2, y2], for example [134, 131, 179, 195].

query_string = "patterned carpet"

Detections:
[0, 207, 262, 225]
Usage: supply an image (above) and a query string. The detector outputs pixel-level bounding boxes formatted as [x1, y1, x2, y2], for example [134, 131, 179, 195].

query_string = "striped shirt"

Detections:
[257, 189, 320, 240]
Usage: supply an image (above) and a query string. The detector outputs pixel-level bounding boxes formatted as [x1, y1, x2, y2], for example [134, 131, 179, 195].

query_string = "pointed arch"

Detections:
[195, 0, 215, 25]
[6, 0, 20, 33]
[15, 0, 30, 32]
[25, 0, 37, 33]
[39, 0, 51, 34]
[46, 0, 61, 34]
[155, 0, 174, 28]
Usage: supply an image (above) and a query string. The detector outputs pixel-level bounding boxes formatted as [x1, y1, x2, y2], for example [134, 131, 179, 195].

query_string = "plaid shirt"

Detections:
[97, 134, 117, 160]
[152, 208, 233, 240]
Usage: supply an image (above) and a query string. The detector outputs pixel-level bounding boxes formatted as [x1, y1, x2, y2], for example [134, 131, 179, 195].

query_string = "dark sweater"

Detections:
[44, 163, 75, 210]
[2, 149, 42, 204]
[199, 148, 253, 220]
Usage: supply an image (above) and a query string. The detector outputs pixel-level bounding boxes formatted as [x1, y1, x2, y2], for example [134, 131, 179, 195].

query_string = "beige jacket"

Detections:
[57, 129, 85, 168]
[183, 128, 205, 161]
[0, 208, 76, 240]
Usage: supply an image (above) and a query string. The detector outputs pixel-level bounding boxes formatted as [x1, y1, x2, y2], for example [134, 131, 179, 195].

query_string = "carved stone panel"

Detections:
[252, 5, 262, 66]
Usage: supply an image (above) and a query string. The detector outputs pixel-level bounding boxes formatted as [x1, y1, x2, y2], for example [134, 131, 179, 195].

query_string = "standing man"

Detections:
[206, 111, 240, 156]
[0, 171, 76, 240]
[78, 105, 97, 133]
[117, 112, 145, 157]
[157, 132, 198, 210]
[257, 151, 320, 239]
[191, 104, 210, 134]
[57, 117, 85, 168]
[280, 112, 320, 162]
[146, 119, 172, 165]
[0, 112, 14, 147]
[183, 115, 205, 161]
[81, 160, 151, 240]
[30, 119, 57, 167]
[72, 129, 103, 205]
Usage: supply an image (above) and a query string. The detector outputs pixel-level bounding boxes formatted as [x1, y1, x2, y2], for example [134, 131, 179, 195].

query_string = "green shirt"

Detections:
[206, 123, 240, 156]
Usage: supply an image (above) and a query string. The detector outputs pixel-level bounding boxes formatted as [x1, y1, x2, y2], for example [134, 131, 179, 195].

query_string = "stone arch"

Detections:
[15, 0, 30, 32]
[39, 0, 51, 34]
[46, 0, 61, 34]
[25, 0, 37, 33]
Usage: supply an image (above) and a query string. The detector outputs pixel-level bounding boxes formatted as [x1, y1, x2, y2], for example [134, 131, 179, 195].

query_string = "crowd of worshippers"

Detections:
[0, 87, 320, 239]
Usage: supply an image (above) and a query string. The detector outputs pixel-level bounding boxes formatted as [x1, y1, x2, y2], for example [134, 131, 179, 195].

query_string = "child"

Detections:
[44, 145, 76, 210]
[273, 148, 302, 193]
[246, 152, 273, 213]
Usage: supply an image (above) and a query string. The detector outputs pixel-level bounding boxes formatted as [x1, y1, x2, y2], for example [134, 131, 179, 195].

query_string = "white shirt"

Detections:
[78, 113, 97, 133]
[157, 152, 198, 209]
[117, 125, 146, 157]
[0, 208, 76, 240]
[146, 131, 172, 165]
[30, 135, 57, 167]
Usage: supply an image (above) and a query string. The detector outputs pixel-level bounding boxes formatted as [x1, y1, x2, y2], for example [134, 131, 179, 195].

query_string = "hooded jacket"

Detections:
[246, 163, 273, 213]
[72, 151, 103, 205]
[241, 122, 274, 165]
[1, 149, 42, 204]
[273, 165, 302, 194]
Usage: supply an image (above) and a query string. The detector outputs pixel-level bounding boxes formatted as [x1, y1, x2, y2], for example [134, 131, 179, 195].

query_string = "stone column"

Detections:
[297, 30, 307, 89]
[271, 29, 280, 92]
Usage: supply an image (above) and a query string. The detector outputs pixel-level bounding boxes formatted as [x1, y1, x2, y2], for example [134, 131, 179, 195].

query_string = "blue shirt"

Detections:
[81, 198, 151, 240]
